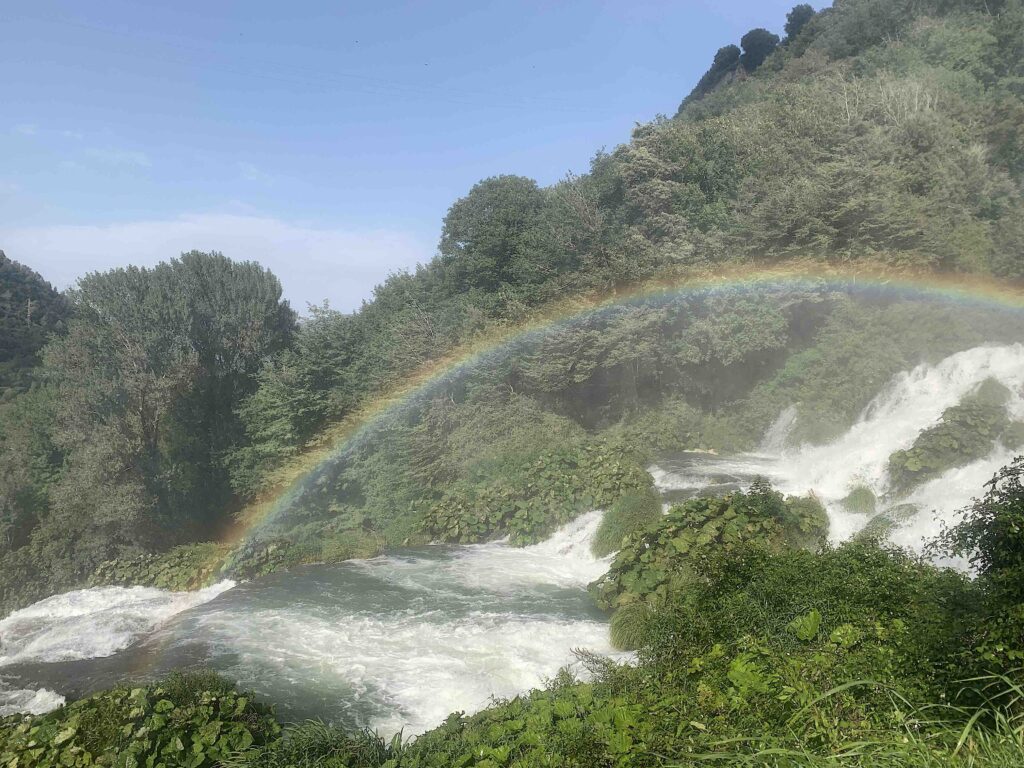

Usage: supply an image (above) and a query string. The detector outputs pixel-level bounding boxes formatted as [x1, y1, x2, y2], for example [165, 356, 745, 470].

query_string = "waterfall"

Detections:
[653, 344, 1024, 550]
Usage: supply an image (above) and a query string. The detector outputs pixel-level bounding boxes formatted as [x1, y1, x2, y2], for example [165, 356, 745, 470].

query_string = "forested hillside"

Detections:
[2, 0, 1024, 612]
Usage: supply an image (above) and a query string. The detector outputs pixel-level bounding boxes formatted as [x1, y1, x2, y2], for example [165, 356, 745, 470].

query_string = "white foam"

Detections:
[0, 685, 65, 716]
[0, 581, 235, 667]
[194, 607, 616, 736]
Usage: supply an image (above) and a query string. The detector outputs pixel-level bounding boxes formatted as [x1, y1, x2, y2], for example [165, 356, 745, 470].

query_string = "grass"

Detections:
[591, 486, 663, 557]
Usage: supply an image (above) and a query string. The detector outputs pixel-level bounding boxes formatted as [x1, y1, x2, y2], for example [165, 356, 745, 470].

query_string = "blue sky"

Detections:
[1, 0, 808, 311]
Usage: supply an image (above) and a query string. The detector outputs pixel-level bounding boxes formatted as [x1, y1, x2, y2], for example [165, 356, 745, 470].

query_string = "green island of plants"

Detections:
[888, 379, 1022, 492]
[89, 543, 233, 592]
[422, 443, 652, 546]
[589, 479, 829, 615]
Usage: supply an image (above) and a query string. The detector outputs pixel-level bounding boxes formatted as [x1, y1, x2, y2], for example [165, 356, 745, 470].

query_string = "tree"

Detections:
[740, 28, 780, 71]
[679, 45, 742, 110]
[438, 175, 545, 291]
[43, 252, 296, 549]
[0, 251, 69, 399]
[784, 4, 816, 41]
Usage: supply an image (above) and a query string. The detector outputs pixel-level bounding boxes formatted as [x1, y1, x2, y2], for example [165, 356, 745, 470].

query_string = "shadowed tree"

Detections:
[784, 4, 816, 41]
[740, 28, 781, 71]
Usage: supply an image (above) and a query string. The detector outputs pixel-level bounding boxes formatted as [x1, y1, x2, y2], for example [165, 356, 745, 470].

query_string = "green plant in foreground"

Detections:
[590, 480, 828, 614]
[0, 671, 280, 768]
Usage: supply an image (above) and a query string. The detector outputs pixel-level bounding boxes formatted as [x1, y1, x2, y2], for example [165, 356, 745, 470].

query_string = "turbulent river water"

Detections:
[0, 513, 617, 732]
[2, 344, 1023, 733]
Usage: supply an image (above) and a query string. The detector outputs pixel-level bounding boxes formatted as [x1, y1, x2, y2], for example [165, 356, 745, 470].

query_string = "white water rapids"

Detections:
[0, 512, 617, 732]
[2, 344, 1021, 729]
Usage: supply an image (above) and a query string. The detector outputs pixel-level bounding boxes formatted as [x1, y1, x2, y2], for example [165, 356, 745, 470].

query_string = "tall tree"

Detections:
[740, 28, 781, 71]
[784, 4, 816, 41]
[438, 175, 546, 292]
[43, 251, 295, 550]
[0, 251, 69, 399]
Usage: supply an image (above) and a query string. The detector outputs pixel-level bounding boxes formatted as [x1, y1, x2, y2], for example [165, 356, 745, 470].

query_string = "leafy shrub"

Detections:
[589, 480, 828, 612]
[0, 671, 280, 767]
[938, 457, 1024, 666]
[591, 487, 663, 557]
[422, 443, 653, 546]
[609, 601, 656, 651]
[90, 542, 232, 591]
[636, 541, 983, 748]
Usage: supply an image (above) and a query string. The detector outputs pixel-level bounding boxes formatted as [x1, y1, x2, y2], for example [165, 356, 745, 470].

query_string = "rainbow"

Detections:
[222, 262, 1024, 548]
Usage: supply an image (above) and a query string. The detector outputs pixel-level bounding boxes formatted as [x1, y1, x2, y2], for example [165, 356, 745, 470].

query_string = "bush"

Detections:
[637, 541, 983, 743]
[422, 443, 653, 546]
[224, 721, 399, 768]
[591, 487, 663, 557]
[0, 671, 280, 767]
[938, 457, 1024, 666]
[589, 480, 828, 612]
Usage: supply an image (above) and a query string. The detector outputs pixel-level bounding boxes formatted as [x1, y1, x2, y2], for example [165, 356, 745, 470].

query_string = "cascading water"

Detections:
[652, 344, 1024, 551]
[0, 512, 619, 733]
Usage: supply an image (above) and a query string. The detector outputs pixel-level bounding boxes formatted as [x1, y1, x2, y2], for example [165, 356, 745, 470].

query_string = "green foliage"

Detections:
[635, 541, 983, 747]
[591, 487, 663, 558]
[223, 721, 399, 768]
[422, 443, 652, 546]
[680, 44, 742, 109]
[889, 380, 1013, 491]
[609, 600, 656, 651]
[589, 480, 829, 612]
[90, 543, 231, 592]
[740, 28, 781, 71]
[785, 4, 816, 41]
[938, 457, 1024, 666]
[0, 671, 280, 767]
[438, 175, 551, 292]
[0, 251, 295, 615]
[0, 250, 69, 401]
[841, 485, 878, 516]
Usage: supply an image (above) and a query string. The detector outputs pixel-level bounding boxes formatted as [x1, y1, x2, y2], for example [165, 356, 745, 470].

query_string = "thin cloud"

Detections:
[13, 123, 37, 136]
[0, 180, 20, 195]
[238, 161, 272, 183]
[0, 213, 432, 312]
[85, 148, 152, 168]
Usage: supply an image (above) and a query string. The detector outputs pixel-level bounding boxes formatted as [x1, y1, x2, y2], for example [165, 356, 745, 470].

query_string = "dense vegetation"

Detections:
[0, 250, 68, 401]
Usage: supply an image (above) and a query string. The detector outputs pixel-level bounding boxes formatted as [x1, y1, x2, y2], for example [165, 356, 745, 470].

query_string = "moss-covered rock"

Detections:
[888, 379, 1013, 492]
[841, 485, 877, 516]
